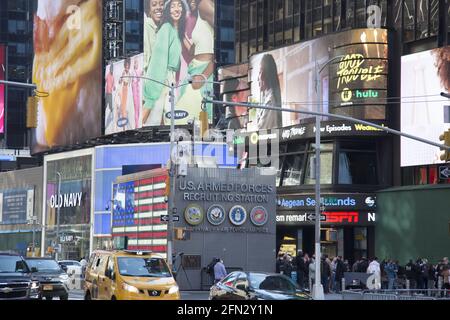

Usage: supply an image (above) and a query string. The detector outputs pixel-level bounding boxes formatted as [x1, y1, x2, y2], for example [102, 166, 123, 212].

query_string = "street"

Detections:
[67, 290, 343, 301]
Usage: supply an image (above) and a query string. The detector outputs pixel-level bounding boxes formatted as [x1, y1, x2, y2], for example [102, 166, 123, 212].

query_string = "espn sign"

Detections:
[323, 212, 359, 223]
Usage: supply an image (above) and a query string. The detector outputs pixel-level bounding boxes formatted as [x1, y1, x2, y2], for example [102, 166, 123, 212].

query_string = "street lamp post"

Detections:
[55, 171, 62, 261]
[312, 55, 345, 300]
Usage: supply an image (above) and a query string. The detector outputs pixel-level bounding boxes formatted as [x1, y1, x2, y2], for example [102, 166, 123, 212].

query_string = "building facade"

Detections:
[228, 0, 450, 264]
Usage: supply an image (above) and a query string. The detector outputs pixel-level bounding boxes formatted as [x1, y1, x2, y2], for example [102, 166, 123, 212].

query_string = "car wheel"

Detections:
[111, 296, 116, 301]
[45, 296, 53, 300]
[60, 294, 69, 300]
[85, 291, 91, 300]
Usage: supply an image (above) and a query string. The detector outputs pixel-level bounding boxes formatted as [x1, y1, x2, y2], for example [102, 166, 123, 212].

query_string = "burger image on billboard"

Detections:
[32, 0, 102, 153]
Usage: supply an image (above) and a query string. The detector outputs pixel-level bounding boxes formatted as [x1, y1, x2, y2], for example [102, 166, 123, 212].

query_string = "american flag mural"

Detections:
[112, 174, 168, 258]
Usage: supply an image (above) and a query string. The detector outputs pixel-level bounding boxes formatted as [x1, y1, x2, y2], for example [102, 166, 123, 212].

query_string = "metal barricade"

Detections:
[363, 293, 398, 300]
[342, 290, 364, 300]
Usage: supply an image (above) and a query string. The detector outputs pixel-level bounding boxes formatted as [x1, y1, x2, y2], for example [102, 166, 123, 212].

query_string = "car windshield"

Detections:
[26, 259, 61, 272]
[0, 256, 29, 273]
[117, 257, 171, 277]
[248, 273, 298, 292]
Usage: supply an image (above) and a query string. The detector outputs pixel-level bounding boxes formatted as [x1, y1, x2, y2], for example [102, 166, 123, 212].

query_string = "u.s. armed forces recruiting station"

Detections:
[179, 181, 274, 204]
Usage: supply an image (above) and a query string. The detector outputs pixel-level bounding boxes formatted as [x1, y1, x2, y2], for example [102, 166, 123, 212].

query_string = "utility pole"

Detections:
[56, 171, 62, 261]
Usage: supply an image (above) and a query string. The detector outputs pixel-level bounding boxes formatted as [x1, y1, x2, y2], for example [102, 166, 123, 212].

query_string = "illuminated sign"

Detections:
[324, 212, 359, 223]
[336, 54, 384, 90]
[277, 194, 377, 211]
[276, 211, 376, 226]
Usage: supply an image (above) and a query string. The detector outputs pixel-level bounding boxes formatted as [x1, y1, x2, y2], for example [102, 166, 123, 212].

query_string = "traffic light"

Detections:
[26, 96, 38, 128]
[439, 130, 450, 161]
[199, 110, 209, 138]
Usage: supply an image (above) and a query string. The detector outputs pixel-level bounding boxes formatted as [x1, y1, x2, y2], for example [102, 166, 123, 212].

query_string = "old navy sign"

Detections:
[50, 193, 83, 209]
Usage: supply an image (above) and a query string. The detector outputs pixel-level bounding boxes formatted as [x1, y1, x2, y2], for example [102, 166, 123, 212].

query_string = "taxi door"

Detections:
[97, 255, 110, 300]
[101, 257, 115, 300]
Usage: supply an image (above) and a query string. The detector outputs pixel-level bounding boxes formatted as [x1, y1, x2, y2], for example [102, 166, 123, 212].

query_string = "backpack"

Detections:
[206, 260, 216, 274]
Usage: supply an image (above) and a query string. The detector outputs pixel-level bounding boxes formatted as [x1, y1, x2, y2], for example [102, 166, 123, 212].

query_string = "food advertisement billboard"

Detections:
[401, 46, 450, 167]
[32, 0, 102, 153]
[143, 0, 215, 126]
[245, 28, 388, 131]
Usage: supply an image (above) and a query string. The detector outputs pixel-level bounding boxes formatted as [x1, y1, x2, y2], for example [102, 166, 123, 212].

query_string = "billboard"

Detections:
[218, 63, 251, 130]
[0, 44, 5, 135]
[401, 47, 450, 167]
[244, 29, 388, 131]
[105, 54, 144, 134]
[31, 0, 102, 153]
[143, 0, 215, 126]
[0, 188, 34, 225]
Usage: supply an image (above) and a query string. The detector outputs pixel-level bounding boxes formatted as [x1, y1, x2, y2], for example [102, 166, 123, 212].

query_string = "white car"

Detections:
[58, 260, 83, 290]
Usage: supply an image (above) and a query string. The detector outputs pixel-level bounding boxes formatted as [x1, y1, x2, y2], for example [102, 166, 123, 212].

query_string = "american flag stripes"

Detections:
[112, 175, 168, 258]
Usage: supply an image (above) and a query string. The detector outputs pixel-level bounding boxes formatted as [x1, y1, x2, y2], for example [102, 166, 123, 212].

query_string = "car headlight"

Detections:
[168, 285, 179, 295]
[122, 283, 140, 294]
[59, 274, 69, 281]
[31, 281, 40, 290]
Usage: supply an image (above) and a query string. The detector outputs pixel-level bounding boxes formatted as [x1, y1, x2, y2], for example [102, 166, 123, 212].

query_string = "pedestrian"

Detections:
[213, 258, 227, 283]
[352, 259, 360, 272]
[405, 259, 416, 289]
[280, 254, 293, 278]
[295, 250, 306, 290]
[321, 256, 331, 294]
[385, 260, 398, 290]
[275, 253, 284, 274]
[303, 253, 310, 290]
[367, 257, 381, 290]
[335, 256, 345, 293]
[309, 256, 316, 291]
[442, 265, 450, 297]
[359, 257, 369, 273]
[80, 256, 88, 278]
[415, 258, 424, 289]
[330, 257, 337, 292]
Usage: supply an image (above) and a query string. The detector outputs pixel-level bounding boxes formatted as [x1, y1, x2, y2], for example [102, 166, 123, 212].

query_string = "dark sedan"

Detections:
[209, 271, 312, 300]
[25, 258, 70, 300]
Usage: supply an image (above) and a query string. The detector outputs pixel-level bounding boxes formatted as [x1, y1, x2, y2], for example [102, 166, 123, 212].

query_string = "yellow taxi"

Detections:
[84, 250, 180, 300]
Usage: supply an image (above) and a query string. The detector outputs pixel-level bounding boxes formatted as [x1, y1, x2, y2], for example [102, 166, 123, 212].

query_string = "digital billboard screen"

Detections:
[105, 54, 144, 135]
[0, 44, 5, 135]
[143, 0, 215, 126]
[218, 63, 250, 130]
[401, 46, 450, 167]
[31, 0, 102, 154]
[246, 29, 388, 131]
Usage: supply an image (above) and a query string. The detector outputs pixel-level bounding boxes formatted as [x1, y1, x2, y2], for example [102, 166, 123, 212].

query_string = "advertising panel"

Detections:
[143, 0, 215, 126]
[0, 44, 5, 135]
[111, 174, 168, 256]
[245, 29, 388, 131]
[401, 46, 450, 167]
[32, 0, 102, 153]
[0, 188, 34, 225]
[218, 63, 251, 130]
[105, 54, 144, 134]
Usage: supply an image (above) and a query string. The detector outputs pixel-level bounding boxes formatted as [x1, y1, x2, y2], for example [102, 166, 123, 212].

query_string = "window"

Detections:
[282, 154, 305, 186]
[304, 143, 334, 185]
[221, 272, 239, 287]
[338, 141, 378, 185]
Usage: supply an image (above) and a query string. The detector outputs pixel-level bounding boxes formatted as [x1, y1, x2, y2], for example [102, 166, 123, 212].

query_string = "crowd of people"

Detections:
[276, 252, 450, 295]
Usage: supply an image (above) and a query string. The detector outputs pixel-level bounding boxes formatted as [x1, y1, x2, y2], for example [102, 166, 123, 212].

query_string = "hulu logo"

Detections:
[355, 89, 379, 98]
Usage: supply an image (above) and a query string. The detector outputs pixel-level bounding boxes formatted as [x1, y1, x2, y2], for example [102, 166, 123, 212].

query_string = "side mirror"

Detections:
[61, 265, 68, 273]
[31, 267, 38, 273]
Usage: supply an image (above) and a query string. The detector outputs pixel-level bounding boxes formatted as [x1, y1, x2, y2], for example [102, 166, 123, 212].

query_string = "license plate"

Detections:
[43, 285, 53, 291]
